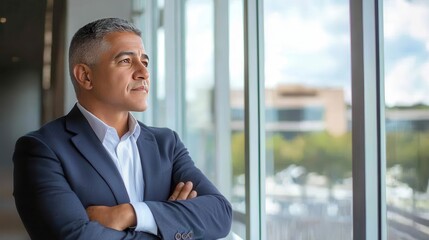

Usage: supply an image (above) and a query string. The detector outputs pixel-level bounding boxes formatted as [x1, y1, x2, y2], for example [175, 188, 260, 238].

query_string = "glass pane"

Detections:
[183, 0, 215, 180]
[184, 0, 246, 238]
[383, 1, 429, 239]
[230, 0, 246, 239]
[263, 1, 353, 239]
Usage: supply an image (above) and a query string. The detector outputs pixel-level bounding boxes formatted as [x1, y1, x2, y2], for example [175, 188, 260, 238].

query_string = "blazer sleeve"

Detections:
[13, 135, 160, 240]
[145, 130, 232, 240]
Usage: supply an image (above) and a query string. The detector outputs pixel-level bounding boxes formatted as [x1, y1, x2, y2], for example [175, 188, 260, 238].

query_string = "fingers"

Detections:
[169, 182, 185, 201]
[188, 190, 197, 199]
[177, 181, 193, 200]
[169, 181, 198, 201]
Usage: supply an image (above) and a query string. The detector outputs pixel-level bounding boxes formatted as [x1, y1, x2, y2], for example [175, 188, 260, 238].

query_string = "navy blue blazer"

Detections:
[13, 105, 232, 240]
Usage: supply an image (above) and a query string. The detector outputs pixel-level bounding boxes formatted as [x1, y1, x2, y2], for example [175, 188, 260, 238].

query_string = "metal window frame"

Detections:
[164, 0, 185, 135]
[243, 0, 265, 239]
[350, 0, 386, 239]
[214, 0, 233, 200]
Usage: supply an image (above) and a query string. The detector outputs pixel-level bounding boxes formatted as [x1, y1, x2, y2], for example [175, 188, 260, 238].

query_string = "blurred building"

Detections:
[386, 107, 429, 132]
[231, 84, 348, 138]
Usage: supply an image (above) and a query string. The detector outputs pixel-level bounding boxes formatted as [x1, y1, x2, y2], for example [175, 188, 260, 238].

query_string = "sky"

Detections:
[172, 0, 429, 106]
[383, 0, 429, 106]
[263, 0, 429, 106]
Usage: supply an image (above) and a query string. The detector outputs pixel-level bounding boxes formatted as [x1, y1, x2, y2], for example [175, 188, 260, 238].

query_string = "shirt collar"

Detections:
[76, 102, 141, 142]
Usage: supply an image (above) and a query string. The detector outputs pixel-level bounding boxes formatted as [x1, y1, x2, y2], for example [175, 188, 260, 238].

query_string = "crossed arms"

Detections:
[86, 181, 198, 231]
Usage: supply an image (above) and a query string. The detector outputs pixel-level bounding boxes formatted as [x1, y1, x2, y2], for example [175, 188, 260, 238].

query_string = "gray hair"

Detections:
[68, 18, 141, 90]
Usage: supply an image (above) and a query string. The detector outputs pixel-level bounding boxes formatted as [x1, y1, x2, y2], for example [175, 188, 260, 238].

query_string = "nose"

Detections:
[133, 61, 150, 80]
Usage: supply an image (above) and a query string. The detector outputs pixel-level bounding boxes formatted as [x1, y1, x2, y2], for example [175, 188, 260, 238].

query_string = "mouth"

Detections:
[131, 80, 149, 93]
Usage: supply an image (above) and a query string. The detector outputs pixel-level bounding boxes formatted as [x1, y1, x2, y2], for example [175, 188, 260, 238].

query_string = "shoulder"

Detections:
[20, 105, 87, 142]
[14, 116, 68, 158]
[18, 116, 68, 144]
[30, 116, 67, 136]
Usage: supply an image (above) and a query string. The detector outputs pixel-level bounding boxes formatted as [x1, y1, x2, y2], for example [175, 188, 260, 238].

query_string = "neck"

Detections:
[78, 101, 129, 138]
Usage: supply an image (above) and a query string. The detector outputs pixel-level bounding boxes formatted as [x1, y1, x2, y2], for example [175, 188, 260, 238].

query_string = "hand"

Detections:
[86, 203, 136, 231]
[168, 181, 197, 201]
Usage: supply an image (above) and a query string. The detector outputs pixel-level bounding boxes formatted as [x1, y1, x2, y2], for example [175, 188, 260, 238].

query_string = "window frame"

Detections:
[243, 0, 266, 239]
[350, 0, 387, 239]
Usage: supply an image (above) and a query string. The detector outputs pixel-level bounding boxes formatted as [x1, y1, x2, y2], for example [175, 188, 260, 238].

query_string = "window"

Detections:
[383, 0, 429, 239]
[263, 1, 352, 239]
[183, 0, 216, 181]
[183, 0, 247, 238]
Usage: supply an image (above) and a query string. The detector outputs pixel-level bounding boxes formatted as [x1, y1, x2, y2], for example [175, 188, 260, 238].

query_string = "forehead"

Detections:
[102, 31, 145, 54]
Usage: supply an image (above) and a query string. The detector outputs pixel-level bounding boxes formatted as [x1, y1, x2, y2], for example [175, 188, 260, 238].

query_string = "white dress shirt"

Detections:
[77, 103, 158, 235]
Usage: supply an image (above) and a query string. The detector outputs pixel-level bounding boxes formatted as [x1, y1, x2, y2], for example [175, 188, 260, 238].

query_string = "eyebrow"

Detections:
[113, 51, 150, 62]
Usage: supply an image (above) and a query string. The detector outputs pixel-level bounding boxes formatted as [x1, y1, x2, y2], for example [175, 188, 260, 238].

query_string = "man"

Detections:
[13, 18, 232, 240]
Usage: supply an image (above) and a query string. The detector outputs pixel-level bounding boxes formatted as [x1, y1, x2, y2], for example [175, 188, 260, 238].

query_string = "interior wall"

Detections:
[0, 66, 41, 239]
[0, 0, 45, 238]
[0, 68, 41, 167]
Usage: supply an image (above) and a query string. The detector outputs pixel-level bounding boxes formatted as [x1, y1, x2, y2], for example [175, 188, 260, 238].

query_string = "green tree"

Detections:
[231, 131, 353, 187]
[266, 133, 305, 172]
[300, 132, 352, 186]
[387, 130, 429, 192]
[231, 131, 245, 178]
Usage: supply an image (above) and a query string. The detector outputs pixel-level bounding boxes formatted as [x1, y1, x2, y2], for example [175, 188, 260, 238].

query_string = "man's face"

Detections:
[88, 31, 150, 113]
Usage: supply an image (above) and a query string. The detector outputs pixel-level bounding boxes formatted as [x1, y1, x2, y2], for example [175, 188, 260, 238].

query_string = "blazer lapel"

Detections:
[65, 105, 130, 204]
[137, 126, 163, 200]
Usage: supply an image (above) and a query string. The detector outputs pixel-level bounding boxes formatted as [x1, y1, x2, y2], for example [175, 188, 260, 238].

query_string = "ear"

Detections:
[73, 64, 93, 90]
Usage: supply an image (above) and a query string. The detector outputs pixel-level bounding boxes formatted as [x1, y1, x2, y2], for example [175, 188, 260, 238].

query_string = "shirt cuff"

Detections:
[130, 202, 158, 235]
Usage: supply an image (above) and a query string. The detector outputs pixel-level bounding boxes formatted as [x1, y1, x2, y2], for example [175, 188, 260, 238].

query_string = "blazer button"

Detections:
[175, 232, 182, 240]
[187, 231, 194, 239]
[181, 232, 188, 239]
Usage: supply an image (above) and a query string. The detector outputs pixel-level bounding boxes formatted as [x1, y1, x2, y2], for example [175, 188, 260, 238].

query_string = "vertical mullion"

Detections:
[164, 0, 184, 135]
[376, 1, 387, 239]
[214, 0, 232, 199]
[243, 0, 265, 239]
[257, 0, 265, 239]
[145, 0, 159, 126]
[350, 0, 386, 239]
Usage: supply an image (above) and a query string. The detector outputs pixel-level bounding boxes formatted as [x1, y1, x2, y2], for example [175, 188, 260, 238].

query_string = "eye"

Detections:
[119, 58, 131, 64]
[141, 60, 149, 67]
